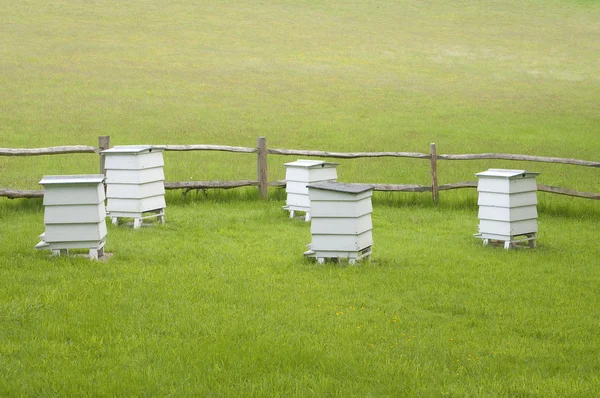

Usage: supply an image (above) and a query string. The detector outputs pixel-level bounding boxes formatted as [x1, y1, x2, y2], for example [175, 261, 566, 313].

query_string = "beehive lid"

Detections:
[102, 145, 162, 154]
[476, 169, 540, 179]
[39, 175, 105, 186]
[284, 159, 339, 169]
[307, 181, 373, 194]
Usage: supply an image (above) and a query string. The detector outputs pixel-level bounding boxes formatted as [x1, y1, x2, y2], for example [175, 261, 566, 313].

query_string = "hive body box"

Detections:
[35, 175, 107, 259]
[304, 181, 373, 264]
[283, 159, 338, 221]
[475, 169, 539, 249]
[102, 145, 166, 228]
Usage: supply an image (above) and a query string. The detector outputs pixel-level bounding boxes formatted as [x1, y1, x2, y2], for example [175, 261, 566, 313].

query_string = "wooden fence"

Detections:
[1, 136, 600, 201]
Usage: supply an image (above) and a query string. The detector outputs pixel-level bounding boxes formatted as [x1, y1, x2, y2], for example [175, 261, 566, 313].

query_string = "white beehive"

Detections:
[475, 169, 539, 249]
[283, 159, 339, 221]
[304, 181, 373, 264]
[35, 175, 107, 259]
[102, 145, 166, 228]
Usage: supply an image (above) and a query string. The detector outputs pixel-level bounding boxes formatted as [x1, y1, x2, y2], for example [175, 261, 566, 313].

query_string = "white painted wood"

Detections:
[476, 232, 536, 243]
[38, 175, 108, 256]
[305, 181, 374, 262]
[310, 198, 372, 218]
[285, 193, 311, 209]
[45, 222, 107, 242]
[477, 178, 537, 194]
[304, 247, 372, 261]
[106, 195, 166, 214]
[308, 188, 372, 202]
[285, 167, 338, 182]
[477, 205, 538, 222]
[311, 231, 373, 252]
[475, 168, 539, 247]
[44, 239, 105, 250]
[311, 214, 372, 235]
[284, 160, 338, 217]
[89, 248, 99, 260]
[103, 147, 167, 224]
[529, 237, 537, 248]
[478, 219, 538, 236]
[477, 191, 538, 208]
[104, 151, 164, 170]
[44, 204, 106, 224]
[43, 184, 105, 206]
[476, 169, 539, 179]
[285, 181, 311, 195]
[105, 167, 165, 184]
[106, 181, 165, 199]
[284, 160, 338, 183]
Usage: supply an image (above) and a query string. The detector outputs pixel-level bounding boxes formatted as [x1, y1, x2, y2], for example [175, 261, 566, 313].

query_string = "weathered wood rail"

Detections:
[0, 146, 97, 156]
[1, 136, 599, 202]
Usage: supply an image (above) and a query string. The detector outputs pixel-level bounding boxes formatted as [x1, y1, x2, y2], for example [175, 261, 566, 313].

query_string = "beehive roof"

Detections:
[39, 175, 105, 185]
[284, 159, 339, 169]
[307, 181, 373, 193]
[476, 169, 540, 179]
[102, 145, 162, 154]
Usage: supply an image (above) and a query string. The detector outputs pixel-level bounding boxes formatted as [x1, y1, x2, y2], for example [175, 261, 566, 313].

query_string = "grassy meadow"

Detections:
[1, 0, 600, 395]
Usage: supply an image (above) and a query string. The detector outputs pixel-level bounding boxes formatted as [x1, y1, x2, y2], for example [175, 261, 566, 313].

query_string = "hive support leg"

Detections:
[89, 249, 99, 260]
[483, 238, 489, 246]
[317, 258, 324, 264]
[305, 212, 311, 222]
[159, 210, 165, 224]
[111, 217, 118, 225]
[133, 218, 142, 229]
[504, 241, 511, 250]
[349, 258, 356, 265]
[529, 233, 537, 248]
[289, 210, 295, 219]
[52, 249, 68, 256]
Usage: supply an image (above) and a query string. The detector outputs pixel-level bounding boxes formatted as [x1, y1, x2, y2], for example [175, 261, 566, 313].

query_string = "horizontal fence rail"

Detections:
[0, 146, 98, 156]
[157, 144, 257, 153]
[268, 148, 430, 159]
[1, 136, 599, 202]
[438, 153, 600, 168]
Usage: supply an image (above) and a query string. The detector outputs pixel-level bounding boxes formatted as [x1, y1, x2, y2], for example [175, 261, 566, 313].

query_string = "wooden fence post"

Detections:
[257, 137, 268, 199]
[430, 143, 439, 204]
[98, 136, 110, 176]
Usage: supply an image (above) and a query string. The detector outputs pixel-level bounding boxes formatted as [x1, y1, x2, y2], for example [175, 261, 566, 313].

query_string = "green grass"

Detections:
[2, 0, 600, 395]
[2, 194, 600, 396]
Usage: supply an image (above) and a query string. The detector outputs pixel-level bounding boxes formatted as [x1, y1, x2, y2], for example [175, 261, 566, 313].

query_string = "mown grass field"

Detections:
[1, 0, 600, 396]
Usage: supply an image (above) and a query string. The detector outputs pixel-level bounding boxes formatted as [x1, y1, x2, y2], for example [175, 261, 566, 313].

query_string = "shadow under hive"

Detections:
[304, 181, 373, 264]
[35, 174, 107, 260]
[102, 145, 166, 228]
[474, 168, 539, 249]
